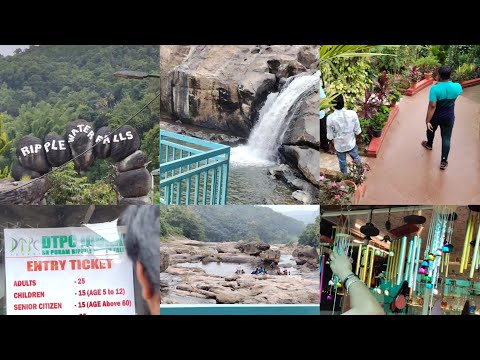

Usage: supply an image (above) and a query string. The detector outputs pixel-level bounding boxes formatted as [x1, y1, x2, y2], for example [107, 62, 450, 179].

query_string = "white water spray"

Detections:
[231, 71, 319, 167]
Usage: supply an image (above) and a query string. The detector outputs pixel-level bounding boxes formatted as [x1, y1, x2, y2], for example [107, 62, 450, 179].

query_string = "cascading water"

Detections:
[230, 71, 320, 167]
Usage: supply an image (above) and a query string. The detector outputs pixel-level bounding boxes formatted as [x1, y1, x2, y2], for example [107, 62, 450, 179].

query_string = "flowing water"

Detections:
[162, 71, 320, 204]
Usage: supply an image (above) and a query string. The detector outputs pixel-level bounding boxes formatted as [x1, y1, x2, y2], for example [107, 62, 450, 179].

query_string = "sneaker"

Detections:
[421, 141, 432, 150]
[440, 160, 448, 170]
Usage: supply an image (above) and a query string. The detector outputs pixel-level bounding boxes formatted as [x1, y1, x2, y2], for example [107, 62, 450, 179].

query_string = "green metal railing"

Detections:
[160, 130, 230, 205]
[160, 304, 320, 315]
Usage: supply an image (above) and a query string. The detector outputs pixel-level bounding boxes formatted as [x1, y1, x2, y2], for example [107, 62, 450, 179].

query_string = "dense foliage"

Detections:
[321, 57, 372, 111]
[46, 162, 117, 205]
[298, 216, 320, 247]
[0, 45, 159, 182]
[160, 205, 308, 244]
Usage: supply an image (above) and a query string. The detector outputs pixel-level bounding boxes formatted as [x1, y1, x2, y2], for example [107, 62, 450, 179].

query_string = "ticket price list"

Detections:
[74, 278, 132, 314]
[12, 280, 63, 312]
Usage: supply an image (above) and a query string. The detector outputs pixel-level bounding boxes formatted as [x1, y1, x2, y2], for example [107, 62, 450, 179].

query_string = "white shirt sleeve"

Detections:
[353, 112, 361, 135]
[326, 115, 334, 141]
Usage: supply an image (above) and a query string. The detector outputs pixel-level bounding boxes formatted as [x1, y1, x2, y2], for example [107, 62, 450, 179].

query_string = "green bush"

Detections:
[321, 57, 373, 111]
[451, 63, 477, 82]
[414, 55, 440, 73]
[46, 162, 117, 205]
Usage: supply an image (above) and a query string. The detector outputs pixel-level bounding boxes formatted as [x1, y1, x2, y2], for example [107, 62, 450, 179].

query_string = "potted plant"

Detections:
[388, 89, 402, 108]
[372, 71, 391, 103]
[369, 108, 389, 137]
[407, 65, 423, 88]
[451, 63, 477, 83]
[414, 56, 440, 80]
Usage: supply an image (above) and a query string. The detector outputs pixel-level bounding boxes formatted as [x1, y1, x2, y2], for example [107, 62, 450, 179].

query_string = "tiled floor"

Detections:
[359, 85, 480, 204]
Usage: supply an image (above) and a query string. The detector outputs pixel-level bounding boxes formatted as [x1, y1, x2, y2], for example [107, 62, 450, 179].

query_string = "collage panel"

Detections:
[321, 205, 480, 315]
[0, 45, 160, 206]
[0, 205, 160, 315]
[160, 45, 320, 206]
[320, 45, 480, 205]
[160, 205, 320, 314]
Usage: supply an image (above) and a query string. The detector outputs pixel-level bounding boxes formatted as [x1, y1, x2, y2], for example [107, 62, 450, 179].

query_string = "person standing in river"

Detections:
[421, 65, 462, 170]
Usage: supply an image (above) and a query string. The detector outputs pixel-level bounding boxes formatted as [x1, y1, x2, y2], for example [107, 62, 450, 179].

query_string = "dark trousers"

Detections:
[320, 115, 329, 151]
[426, 117, 454, 161]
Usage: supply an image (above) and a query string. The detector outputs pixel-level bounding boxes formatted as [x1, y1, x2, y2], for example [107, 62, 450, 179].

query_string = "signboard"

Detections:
[4, 226, 135, 315]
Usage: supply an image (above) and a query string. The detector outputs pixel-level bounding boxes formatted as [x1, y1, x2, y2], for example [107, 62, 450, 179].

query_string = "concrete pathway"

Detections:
[359, 85, 480, 204]
[320, 151, 368, 174]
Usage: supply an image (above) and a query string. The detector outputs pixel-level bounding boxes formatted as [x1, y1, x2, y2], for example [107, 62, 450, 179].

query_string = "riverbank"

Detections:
[160, 237, 319, 304]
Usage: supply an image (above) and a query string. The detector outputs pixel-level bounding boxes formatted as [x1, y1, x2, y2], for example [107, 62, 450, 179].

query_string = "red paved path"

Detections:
[359, 85, 480, 205]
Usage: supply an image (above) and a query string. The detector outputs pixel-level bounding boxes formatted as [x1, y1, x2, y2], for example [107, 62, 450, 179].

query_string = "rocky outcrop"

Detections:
[292, 246, 319, 268]
[260, 249, 281, 263]
[115, 168, 151, 198]
[93, 126, 112, 159]
[235, 241, 270, 256]
[4, 121, 150, 204]
[283, 89, 320, 149]
[161, 45, 318, 137]
[160, 250, 169, 273]
[16, 136, 50, 174]
[44, 132, 71, 167]
[268, 164, 319, 204]
[160, 238, 320, 305]
[281, 145, 320, 186]
[66, 119, 95, 171]
[110, 125, 141, 162]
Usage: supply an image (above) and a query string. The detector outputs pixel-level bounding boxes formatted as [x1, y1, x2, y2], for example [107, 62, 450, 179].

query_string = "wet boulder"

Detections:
[11, 161, 42, 181]
[93, 126, 112, 159]
[110, 125, 140, 162]
[234, 241, 270, 256]
[160, 251, 170, 273]
[117, 150, 147, 172]
[114, 168, 151, 198]
[260, 249, 281, 263]
[44, 132, 71, 167]
[66, 119, 95, 171]
[118, 196, 151, 205]
[16, 136, 50, 174]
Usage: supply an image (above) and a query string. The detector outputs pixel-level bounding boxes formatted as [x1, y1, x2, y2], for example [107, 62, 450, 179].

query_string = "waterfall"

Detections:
[231, 71, 319, 167]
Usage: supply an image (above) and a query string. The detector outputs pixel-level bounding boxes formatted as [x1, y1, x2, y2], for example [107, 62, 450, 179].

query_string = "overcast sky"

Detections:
[261, 205, 319, 213]
[0, 45, 31, 56]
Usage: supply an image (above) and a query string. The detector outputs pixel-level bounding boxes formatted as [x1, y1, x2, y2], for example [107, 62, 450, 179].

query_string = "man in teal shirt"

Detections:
[320, 84, 329, 152]
[421, 65, 462, 170]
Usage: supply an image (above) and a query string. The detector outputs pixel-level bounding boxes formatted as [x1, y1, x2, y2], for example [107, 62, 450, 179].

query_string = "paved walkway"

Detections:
[320, 151, 368, 174]
[359, 85, 480, 204]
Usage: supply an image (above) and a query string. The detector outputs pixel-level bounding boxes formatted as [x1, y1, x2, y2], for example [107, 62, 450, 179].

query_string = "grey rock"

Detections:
[11, 161, 42, 181]
[44, 132, 71, 167]
[117, 150, 147, 172]
[118, 196, 151, 205]
[260, 249, 281, 263]
[160, 251, 169, 272]
[66, 119, 95, 171]
[94, 126, 112, 159]
[281, 145, 320, 186]
[16, 136, 50, 174]
[114, 168, 151, 198]
[235, 241, 270, 256]
[110, 125, 141, 162]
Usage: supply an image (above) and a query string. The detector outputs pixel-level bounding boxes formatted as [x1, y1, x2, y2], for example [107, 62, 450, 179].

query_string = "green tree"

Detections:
[141, 123, 159, 170]
[46, 162, 116, 205]
[298, 216, 320, 247]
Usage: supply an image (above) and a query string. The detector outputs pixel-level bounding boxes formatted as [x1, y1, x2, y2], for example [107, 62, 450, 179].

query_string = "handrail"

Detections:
[160, 130, 230, 205]
[160, 304, 320, 315]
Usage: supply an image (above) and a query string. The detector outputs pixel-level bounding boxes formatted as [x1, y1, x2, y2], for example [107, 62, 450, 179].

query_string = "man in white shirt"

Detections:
[326, 94, 362, 174]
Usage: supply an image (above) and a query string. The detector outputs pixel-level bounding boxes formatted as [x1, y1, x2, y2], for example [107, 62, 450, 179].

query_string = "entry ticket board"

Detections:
[4, 226, 135, 315]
